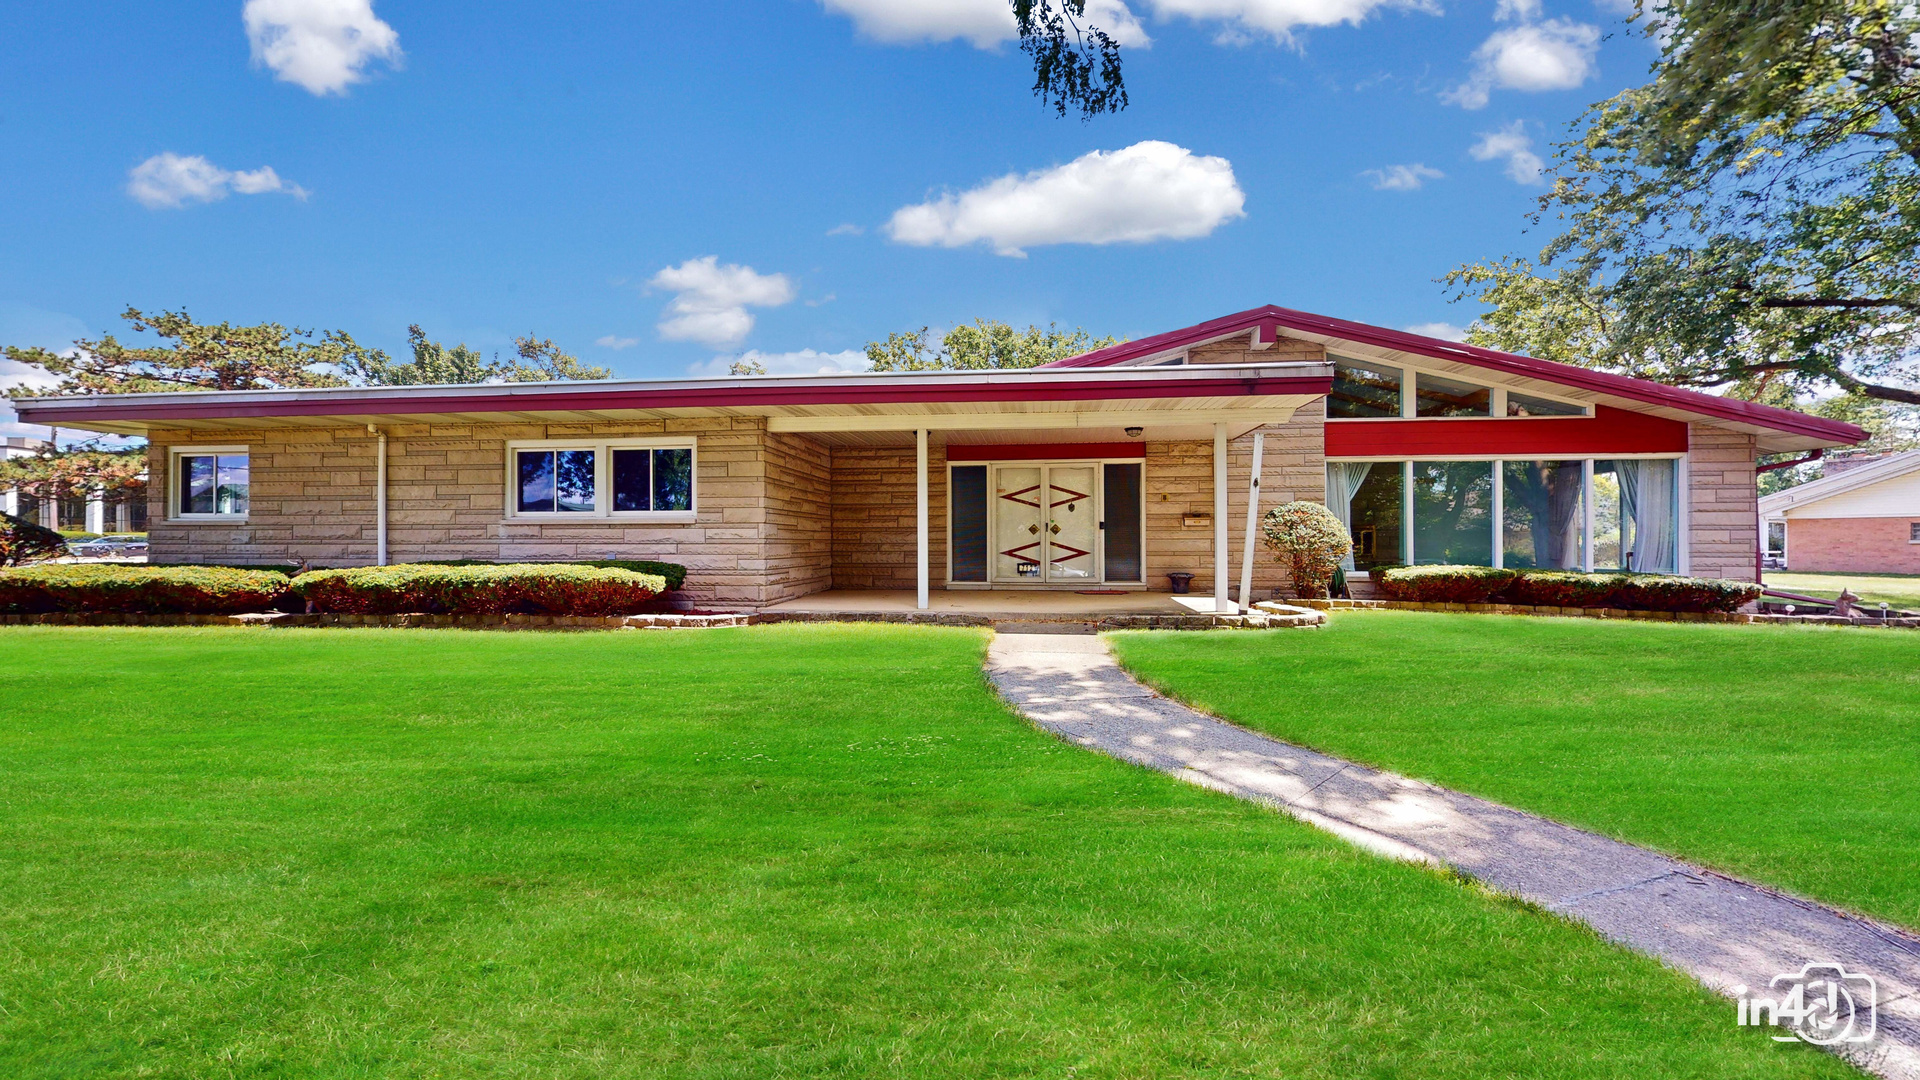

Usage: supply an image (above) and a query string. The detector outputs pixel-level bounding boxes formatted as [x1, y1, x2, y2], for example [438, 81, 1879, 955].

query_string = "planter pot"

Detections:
[1167, 572, 1194, 595]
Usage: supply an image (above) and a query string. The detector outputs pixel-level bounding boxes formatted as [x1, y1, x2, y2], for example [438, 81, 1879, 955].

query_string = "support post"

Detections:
[86, 490, 106, 535]
[915, 429, 929, 610]
[372, 425, 389, 566]
[1, 489, 15, 518]
[1237, 431, 1265, 607]
[1213, 423, 1234, 614]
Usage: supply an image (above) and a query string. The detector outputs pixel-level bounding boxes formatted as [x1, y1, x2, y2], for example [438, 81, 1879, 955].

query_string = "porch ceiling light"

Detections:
[1125, 426, 1143, 438]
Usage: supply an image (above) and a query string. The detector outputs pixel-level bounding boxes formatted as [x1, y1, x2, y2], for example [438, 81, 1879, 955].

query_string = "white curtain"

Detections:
[1617, 459, 1677, 573]
[1326, 462, 1374, 569]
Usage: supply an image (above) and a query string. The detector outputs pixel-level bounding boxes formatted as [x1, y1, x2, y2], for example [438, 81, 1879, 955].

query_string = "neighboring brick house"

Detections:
[1760, 450, 1920, 574]
[13, 306, 1866, 608]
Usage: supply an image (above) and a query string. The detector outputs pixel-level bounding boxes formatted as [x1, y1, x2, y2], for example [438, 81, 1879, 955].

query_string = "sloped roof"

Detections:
[1045, 304, 1867, 449]
[1758, 449, 1920, 516]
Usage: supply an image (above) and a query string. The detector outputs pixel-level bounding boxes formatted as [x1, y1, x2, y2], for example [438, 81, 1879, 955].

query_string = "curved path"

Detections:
[985, 630, 1920, 1080]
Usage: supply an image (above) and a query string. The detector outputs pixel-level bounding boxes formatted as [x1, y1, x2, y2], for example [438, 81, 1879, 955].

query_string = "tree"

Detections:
[1447, 0, 1920, 407]
[865, 319, 1121, 371]
[2, 307, 368, 396]
[727, 359, 768, 376]
[341, 326, 610, 386]
[1013, 0, 1127, 119]
[0, 444, 147, 508]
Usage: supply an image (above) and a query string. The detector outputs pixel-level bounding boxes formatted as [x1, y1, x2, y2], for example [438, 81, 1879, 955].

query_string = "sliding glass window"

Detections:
[1501, 460, 1584, 569]
[1413, 462, 1493, 565]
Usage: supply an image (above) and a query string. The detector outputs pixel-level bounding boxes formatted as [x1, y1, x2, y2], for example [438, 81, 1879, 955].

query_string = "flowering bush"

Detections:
[1375, 565, 1519, 604]
[0, 512, 69, 567]
[1259, 501, 1352, 599]
[293, 563, 668, 615]
[0, 564, 291, 614]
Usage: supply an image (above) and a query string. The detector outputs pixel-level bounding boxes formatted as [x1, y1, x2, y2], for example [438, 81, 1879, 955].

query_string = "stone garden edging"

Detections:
[1292, 597, 1920, 628]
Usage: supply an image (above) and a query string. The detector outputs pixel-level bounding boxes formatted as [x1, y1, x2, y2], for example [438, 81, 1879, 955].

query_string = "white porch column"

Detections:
[1213, 423, 1234, 614]
[41, 496, 58, 531]
[1237, 431, 1265, 606]
[372, 426, 389, 566]
[86, 490, 106, 535]
[114, 501, 130, 532]
[915, 428, 929, 610]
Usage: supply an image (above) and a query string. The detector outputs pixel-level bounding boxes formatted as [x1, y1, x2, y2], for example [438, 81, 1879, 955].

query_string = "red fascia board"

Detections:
[947, 442, 1145, 461]
[1050, 304, 1867, 445]
[17, 375, 1332, 424]
[1324, 406, 1689, 458]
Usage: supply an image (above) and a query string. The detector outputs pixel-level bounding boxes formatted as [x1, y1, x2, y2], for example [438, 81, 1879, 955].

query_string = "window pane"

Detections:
[1413, 461, 1493, 565]
[1415, 373, 1492, 418]
[612, 449, 651, 512]
[517, 451, 556, 513]
[1598, 459, 1677, 573]
[214, 454, 249, 515]
[652, 448, 692, 511]
[1502, 460, 1583, 569]
[1340, 462, 1403, 570]
[1328, 359, 1403, 419]
[1507, 391, 1587, 417]
[180, 455, 217, 515]
[555, 450, 596, 512]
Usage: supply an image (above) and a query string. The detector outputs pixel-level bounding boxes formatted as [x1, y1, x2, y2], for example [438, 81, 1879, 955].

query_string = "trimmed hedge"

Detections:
[293, 563, 668, 616]
[1375, 565, 1518, 604]
[0, 564, 291, 614]
[1374, 565, 1762, 613]
[418, 558, 688, 592]
[1, 512, 69, 567]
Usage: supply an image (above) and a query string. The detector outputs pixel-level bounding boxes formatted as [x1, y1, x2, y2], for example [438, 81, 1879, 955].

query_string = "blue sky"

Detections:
[0, 0, 1653, 435]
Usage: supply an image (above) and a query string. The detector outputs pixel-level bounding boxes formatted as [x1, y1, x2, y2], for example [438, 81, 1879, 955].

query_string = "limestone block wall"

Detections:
[147, 417, 815, 606]
[829, 444, 949, 589]
[1686, 425, 1760, 581]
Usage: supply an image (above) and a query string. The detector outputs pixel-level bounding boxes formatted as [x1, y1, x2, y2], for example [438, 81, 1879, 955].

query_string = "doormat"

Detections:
[1076, 590, 1128, 595]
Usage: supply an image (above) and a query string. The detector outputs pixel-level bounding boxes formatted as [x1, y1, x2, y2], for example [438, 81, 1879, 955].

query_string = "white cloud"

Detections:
[243, 0, 402, 96]
[1361, 163, 1443, 191]
[886, 140, 1245, 258]
[820, 0, 1148, 48]
[827, 223, 865, 236]
[648, 257, 797, 348]
[1444, 18, 1600, 109]
[1469, 121, 1546, 183]
[1494, 0, 1542, 20]
[1148, 0, 1439, 43]
[687, 349, 871, 377]
[2, 357, 65, 440]
[127, 153, 310, 209]
[1404, 322, 1468, 342]
[594, 335, 639, 350]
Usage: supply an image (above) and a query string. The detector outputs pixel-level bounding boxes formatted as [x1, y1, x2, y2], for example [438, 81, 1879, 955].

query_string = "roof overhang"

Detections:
[1045, 305, 1870, 455]
[9, 362, 1333, 442]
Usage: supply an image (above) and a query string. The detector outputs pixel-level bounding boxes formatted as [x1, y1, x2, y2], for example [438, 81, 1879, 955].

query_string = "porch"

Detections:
[759, 588, 1235, 619]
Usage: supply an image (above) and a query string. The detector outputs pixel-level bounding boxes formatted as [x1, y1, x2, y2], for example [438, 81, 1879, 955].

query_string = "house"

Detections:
[1759, 450, 1920, 574]
[11, 306, 1866, 609]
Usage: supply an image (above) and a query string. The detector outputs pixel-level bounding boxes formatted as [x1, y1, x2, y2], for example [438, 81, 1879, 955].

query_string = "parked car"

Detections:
[71, 535, 149, 558]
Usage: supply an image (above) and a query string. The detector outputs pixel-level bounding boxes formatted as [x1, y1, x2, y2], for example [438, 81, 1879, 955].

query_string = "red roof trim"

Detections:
[16, 375, 1332, 424]
[1046, 304, 1867, 445]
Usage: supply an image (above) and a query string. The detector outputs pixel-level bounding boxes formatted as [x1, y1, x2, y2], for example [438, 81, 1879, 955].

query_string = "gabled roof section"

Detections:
[1045, 304, 1868, 450]
[1758, 449, 1920, 516]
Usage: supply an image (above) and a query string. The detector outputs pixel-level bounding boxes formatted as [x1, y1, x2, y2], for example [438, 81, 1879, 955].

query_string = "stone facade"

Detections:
[1786, 517, 1920, 574]
[829, 444, 949, 590]
[1685, 424, 1760, 581]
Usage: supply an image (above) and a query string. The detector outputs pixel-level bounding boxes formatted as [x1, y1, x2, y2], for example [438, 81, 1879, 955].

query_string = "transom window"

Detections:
[507, 441, 695, 518]
[170, 446, 249, 519]
[1327, 357, 1591, 420]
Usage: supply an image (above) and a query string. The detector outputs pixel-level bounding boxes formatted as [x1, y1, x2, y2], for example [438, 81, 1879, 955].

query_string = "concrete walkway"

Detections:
[986, 630, 1920, 1080]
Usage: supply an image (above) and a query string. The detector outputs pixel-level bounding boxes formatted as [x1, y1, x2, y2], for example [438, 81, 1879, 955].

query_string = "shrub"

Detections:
[0, 564, 291, 614]
[1505, 570, 1631, 608]
[417, 559, 689, 592]
[0, 512, 70, 567]
[1375, 565, 1520, 604]
[1611, 574, 1763, 614]
[1260, 502, 1352, 599]
[293, 563, 668, 616]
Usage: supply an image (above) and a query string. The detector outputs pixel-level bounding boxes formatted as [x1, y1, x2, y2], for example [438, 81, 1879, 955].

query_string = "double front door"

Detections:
[991, 464, 1102, 583]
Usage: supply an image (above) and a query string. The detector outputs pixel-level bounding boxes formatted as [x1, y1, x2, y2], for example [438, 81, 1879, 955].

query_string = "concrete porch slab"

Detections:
[758, 589, 1230, 620]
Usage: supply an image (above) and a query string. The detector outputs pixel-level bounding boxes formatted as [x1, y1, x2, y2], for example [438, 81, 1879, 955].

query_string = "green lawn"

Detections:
[1112, 612, 1920, 930]
[1764, 570, 1920, 610]
[0, 625, 1850, 1079]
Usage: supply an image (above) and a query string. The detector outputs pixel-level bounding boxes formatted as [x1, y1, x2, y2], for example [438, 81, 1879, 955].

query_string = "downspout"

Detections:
[369, 425, 388, 566]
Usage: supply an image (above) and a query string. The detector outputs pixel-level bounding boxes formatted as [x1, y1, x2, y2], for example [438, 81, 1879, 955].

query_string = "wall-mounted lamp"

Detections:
[1124, 426, 1143, 438]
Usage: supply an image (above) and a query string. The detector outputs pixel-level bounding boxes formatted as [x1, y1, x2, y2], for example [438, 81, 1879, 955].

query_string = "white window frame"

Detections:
[504, 437, 697, 523]
[1909, 521, 1920, 544]
[168, 445, 251, 522]
[1326, 355, 1594, 422]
